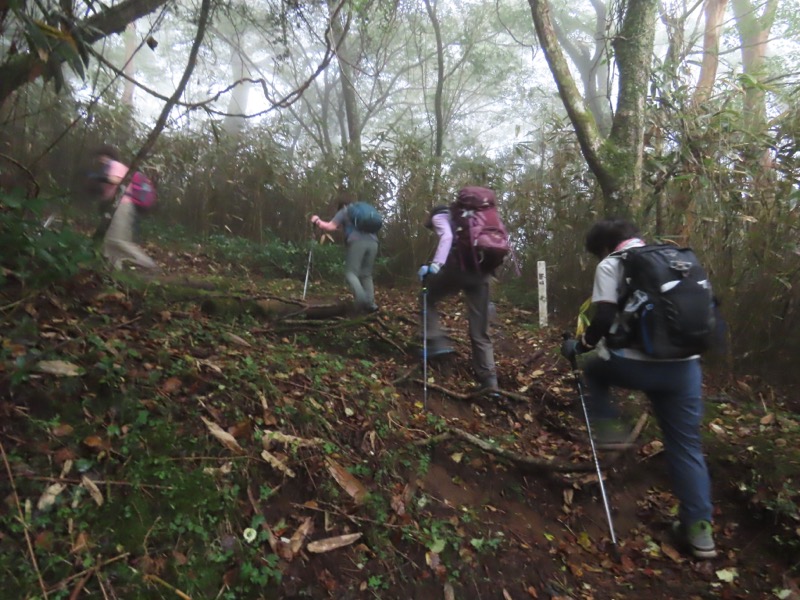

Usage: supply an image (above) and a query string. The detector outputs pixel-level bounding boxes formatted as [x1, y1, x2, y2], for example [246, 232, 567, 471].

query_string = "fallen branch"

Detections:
[414, 412, 650, 475]
[69, 567, 96, 600]
[410, 379, 529, 403]
[47, 553, 129, 593]
[415, 427, 594, 473]
[143, 574, 192, 600]
[0, 440, 49, 599]
[599, 411, 649, 457]
[365, 324, 407, 354]
[391, 367, 416, 385]
[21, 475, 174, 490]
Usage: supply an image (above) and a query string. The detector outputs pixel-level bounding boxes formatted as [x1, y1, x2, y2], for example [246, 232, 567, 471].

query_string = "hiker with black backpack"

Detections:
[560, 218, 717, 559]
[417, 186, 510, 396]
[311, 198, 381, 313]
[88, 145, 159, 272]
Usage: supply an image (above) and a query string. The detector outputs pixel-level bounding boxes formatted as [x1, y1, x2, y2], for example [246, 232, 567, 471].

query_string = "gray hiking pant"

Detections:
[423, 265, 497, 386]
[344, 238, 378, 309]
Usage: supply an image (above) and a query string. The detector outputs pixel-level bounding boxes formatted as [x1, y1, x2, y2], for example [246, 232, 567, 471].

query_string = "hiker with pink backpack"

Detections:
[418, 186, 511, 396]
[88, 145, 159, 271]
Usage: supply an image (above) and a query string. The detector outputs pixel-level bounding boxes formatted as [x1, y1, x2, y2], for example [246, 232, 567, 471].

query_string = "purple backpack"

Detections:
[450, 186, 510, 273]
[126, 171, 157, 211]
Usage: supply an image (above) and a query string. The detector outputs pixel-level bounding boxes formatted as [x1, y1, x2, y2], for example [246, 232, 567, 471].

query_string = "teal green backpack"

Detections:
[347, 202, 383, 234]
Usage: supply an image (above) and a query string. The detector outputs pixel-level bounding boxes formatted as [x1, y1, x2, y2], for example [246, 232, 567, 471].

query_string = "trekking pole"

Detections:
[422, 279, 428, 409]
[562, 333, 618, 550]
[302, 237, 314, 300]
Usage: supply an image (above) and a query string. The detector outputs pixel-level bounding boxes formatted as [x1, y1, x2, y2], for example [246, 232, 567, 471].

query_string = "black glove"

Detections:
[560, 338, 581, 360]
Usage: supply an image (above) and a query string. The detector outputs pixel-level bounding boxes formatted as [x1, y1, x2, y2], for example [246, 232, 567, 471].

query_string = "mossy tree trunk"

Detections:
[527, 0, 657, 217]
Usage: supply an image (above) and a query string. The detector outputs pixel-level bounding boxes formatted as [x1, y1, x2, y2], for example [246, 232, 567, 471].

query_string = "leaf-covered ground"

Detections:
[1, 238, 799, 600]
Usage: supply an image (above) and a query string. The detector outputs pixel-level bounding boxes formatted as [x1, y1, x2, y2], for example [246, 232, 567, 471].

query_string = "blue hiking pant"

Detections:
[582, 353, 713, 526]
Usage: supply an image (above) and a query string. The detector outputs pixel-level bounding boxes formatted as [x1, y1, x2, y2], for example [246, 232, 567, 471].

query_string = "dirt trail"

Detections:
[1, 244, 797, 600]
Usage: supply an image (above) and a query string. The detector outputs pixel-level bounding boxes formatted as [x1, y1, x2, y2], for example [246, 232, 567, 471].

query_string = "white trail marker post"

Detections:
[537, 261, 548, 328]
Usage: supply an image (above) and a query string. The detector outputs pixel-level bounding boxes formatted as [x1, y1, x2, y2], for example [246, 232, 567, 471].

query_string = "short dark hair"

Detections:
[424, 205, 449, 229]
[334, 187, 355, 211]
[585, 218, 640, 258]
[94, 144, 121, 161]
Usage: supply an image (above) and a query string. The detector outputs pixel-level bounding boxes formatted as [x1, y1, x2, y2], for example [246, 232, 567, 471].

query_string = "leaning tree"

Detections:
[528, 0, 658, 216]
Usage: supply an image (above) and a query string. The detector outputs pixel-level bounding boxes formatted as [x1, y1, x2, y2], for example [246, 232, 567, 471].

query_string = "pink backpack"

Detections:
[450, 186, 510, 273]
[126, 171, 157, 211]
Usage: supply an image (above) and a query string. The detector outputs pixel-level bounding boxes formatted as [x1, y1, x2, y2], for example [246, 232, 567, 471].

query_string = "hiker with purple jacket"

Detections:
[89, 145, 159, 271]
[418, 187, 504, 395]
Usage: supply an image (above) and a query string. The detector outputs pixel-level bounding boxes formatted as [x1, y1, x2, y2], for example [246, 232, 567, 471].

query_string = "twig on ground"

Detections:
[409, 378, 529, 403]
[21, 475, 174, 490]
[364, 324, 407, 354]
[391, 367, 416, 385]
[48, 553, 129, 593]
[69, 567, 96, 600]
[412, 431, 451, 446]
[97, 574, 112, 600]
[143, 574, 193, 600]
[601, 412, 650, 460]
[411, 379, 471, 400]
[0, 440, 49, 599]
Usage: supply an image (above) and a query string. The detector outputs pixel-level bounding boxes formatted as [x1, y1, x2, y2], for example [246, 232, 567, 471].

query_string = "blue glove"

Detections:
[418, 263, 441, 281]
[417, 265, 430, 281]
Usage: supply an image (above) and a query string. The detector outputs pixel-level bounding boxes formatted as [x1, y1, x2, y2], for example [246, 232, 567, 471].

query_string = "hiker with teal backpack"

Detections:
[88, 144, 159, 271]
[417, 186, 510, 396]
[560, 218, 717, 559]
[311, 197, 381, 313]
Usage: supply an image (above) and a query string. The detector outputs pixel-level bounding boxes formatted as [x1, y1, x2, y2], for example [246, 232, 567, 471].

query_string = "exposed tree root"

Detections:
[410, 378, 529, 403]
[415, 426, 595, 473]
[414, 413, 648, 475]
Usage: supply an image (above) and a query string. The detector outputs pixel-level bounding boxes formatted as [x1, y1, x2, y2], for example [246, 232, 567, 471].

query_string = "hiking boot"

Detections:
[591, 418, 632, 449]
[422, 345, 455, 359]
[672, 520, 717, 559]
[477, 377, 501, 399]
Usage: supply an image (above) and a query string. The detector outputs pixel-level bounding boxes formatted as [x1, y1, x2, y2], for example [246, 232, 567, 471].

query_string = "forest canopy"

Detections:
[1, 0, 799, 380]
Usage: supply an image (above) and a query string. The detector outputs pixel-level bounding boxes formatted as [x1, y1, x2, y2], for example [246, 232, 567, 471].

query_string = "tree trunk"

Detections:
[731, 0, 778, 197]
[223, 48, 252, 138]
[0, 0, 170, 104]
[731, 0, 777, 132]
[121, 23, 137, 107]
[423, 0, 445, 200]
[693, 0, 729, 105]
[608, 0, 658, 213]
[527, 0, 657, 216]
[326, 0, 364, 193]
[552, 0, 612, 136]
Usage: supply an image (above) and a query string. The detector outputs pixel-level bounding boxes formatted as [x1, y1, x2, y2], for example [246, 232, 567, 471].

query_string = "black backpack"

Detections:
[608, 244, 715, 359]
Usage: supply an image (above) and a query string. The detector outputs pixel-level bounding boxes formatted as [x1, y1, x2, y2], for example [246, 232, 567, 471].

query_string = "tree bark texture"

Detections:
[731, 0, 778, 133]
[0, 0, 170, 104]
[528, 0, 657, 215]
[326, 0, 363, 192]
[121, 23, 138, 107]
[552, 0, 612, 136]
[423, 0, 445, 200]
[693, 0, 729, 105]
[608, 0, 658, 213]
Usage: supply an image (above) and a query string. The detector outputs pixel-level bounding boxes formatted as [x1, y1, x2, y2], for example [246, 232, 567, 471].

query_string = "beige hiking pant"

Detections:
[103, 200, 158, 271]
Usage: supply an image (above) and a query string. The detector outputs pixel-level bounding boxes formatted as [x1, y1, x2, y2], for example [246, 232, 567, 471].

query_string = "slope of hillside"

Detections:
[1, 240, 798, 599]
